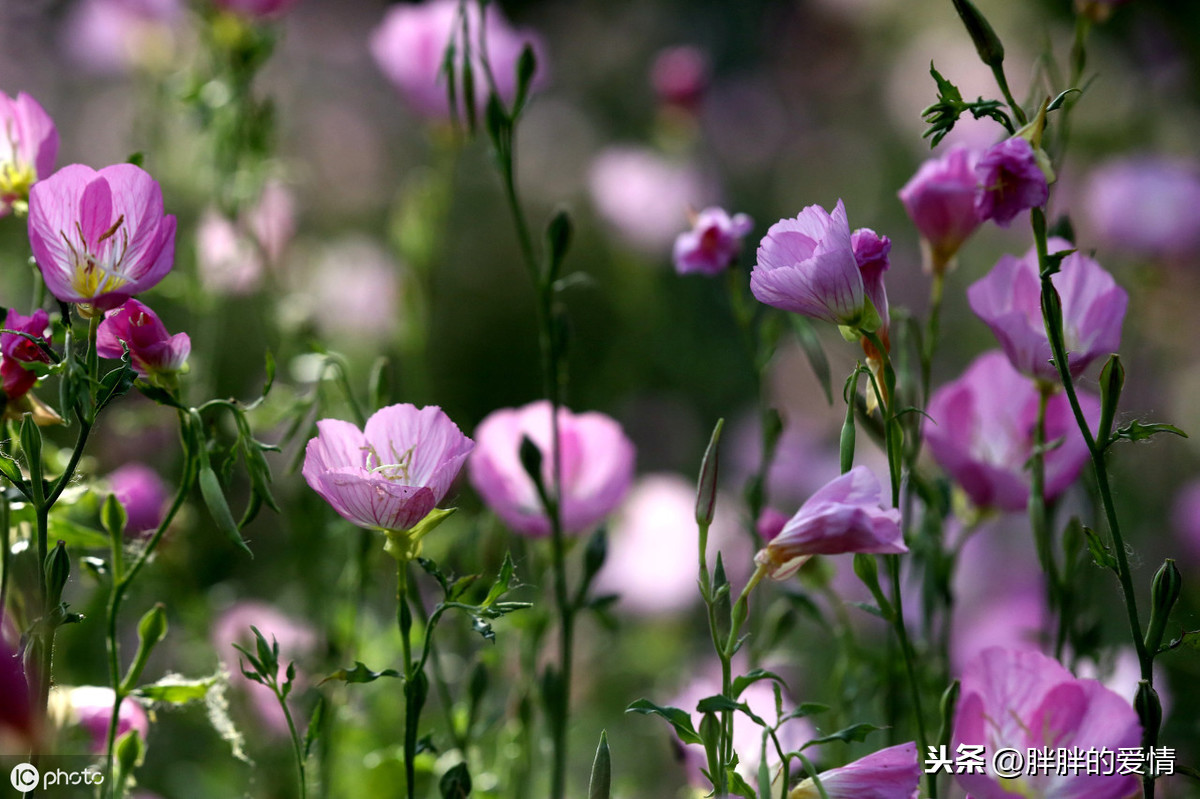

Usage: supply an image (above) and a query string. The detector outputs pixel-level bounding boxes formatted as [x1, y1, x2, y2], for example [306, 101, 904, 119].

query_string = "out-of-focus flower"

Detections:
[756, 507, 789, 542]
[196, 182, 295, 295]
[28, 164, 177, 312]
[469, 401, 635, 537]
[672, 207, 753, 276]
[1, 635, 33, 748]
[108, 462, 169, 536]
[651, 46, 710, 111]
[752, 201, 880, 332]
[1, 308, 51, 402]
[1076, 0, 1132, 23]
[926, 351, 1097, 512]
[588, 146, 714, 255]
[59, 0, 183, 76]
[898, 146, 982, 274]
[1082, 156, 1200, 260]
[754, 466, 905, 581]
[0, 92, 58, 217]
[1171, 479, 1200, 563]
[787, 742, 921, 799]
[212, 601, 318, 734]
[967, 238, 1127, 383]
[96, 299, 190, 380]
[303, 404, 474, 537]
[295, 237, 401, 345]
[212, 0, 300, 19]
[60, 686, 149, 754]
[370, 0, 545, 120]
[953, 647, 1141, 799]
[246, 180, 295, 264]
[851, 227, 891, 329]
[975, 137, 1048, 227]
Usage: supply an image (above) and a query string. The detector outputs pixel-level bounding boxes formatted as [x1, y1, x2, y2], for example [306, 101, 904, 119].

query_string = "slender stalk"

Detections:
[0, 495, 9, 629]
[990, 64, 1027, 128]
[398, 559, 417, 799]
[281, 688, 308, 799]
[1027, 385, 1064, 659]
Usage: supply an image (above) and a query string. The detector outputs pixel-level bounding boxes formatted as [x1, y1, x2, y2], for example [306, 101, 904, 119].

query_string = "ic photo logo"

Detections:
[9, 763, 37, 792]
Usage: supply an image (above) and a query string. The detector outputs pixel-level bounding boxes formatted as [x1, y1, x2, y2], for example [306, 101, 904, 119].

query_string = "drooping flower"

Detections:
[370, 0, 545, 120]
[27, 164, 177, 311]
[212, 0, 299, 19]
[0, 92, 58, 217]
[96, 299, 190, 379]
[967, 238, 1127, 383]
[303, 403, 474, 536]
[1, 308, 51, 402]
[925, 351, 1097, 512]
[754, 466, 905, 581]
[974, 137, 1049, 227]
[898, 145, 982, 273]
[751, 200, 880, 331]
[672, 207, 753, 275]
[60, 686, 149, 754]
[108, 462, 169, 535]
[1082, 156, 1200, 260]
[952, 647, 1141, 799]
[787, 742, 921, 799]
[468, 401, 635, 537]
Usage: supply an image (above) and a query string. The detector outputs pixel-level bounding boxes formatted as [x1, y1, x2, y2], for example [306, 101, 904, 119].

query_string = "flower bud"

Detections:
[44, 540, 70, 609]
[1134, 681, 1162, 745]
[1144, 559, 1182, 655]
[695, 419, 724, 527]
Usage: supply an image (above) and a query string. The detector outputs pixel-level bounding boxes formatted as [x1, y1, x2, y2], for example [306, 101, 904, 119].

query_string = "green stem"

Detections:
[398, 559, 417, 799]
[990, 64, 1027, 128]
[280, 685, 308, 799]
[1028, 384, 1062, 658]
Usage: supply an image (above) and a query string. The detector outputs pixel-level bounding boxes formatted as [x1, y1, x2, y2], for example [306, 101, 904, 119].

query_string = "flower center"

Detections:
[362, 442, 416, 483]
[61, 216, 131, 299]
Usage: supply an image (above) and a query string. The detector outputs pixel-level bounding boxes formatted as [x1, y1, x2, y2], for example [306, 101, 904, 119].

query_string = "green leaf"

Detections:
[1081, 525, 1118, 571]
[481, 551, 517, 608]
[1047, 88, 1082, 112]
[726, 767, 757, 799]
[199, 465, 253, 557]
[135, 674, 218, 704]
[731, 669, 786, 700]
[781, 702, 830, 723]
[304, 695, 325, 759]
[588, 730, 611, 799]
[1111, 420, 1188, 444]
[136, 383, 185, 409]
[626, 699, 704, 745]
[791, 316, 833, 405]
[320, 661, 401, 686]
[801, 722, 883, 749]
[47, 517, 111, 550]
[439, 762, 472, 799]
[1166, 630, 1200, 653]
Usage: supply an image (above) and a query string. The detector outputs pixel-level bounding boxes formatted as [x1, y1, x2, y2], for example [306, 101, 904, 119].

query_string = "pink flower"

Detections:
[752, 200, 879, 330]
[925, 351, 1097, 512]
[0, 92, 58, 217]
[96, 299, 190, 379]
[1, 635, 32, 745]
[303, 404, 474, 533]
[898, 146, 982, 272]
[370, 0, 545, 120]
[754, 466, 905, 581]
[1082, 156, 1200, 259]
[787, 742, 921, 799]
[953, 647, 1141, 799]
[212, 0, 299, 19]
[1, 308, 51, 402]
[967, 238, 1127, 382]
[108, 463, 169, 535]
[974, 137, 1049, 227]
[468, 401, 635, 537]
[755, 507, 789, 542]
[672, 207, 753, 275]
[59, 0, 183, 76]
[851, 227, 891, 329]
[64, 686, 149, 754]
[651, 46, 710, 111]
[195, 182, 294, 295]
[28, 164, 177, 311]
[1171, 480, 1200, 564]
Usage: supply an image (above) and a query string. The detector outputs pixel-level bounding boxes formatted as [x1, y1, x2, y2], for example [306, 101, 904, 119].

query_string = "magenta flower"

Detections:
[752, 200, 880, 331]
[370, 0, 545, 120]
[1, 308, 51, 402]
[0, 92, 58, 217]
[651, 46, 710, 111]
[975, 137, 1049, 227]
[754, 466, 905, 581]
[967, 238, 1127, 382]
[97, 299, 190, 380]
[851, 227, 891, 329]
[925, 351, 1098, 512]
[787, 742, 921, 799]
[1083, 156, 1200, 259]
[1, 634, 32, 744]
[898, 146, 982, 272]
[303, 403, 474, 534]
[755, 507, 789, 542]
[468, 400, 635, 537]
[953, 647, 1141, 799]
[60, 0, 183, 76]
[28, 164, 177, 311]
[108, 463, 169, 535]
[672, 207, 753, 275]
[66, 686, 149, 754]
[212, 0, 299, 19]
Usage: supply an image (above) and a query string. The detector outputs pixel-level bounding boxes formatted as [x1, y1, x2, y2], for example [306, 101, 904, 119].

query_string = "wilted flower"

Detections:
[108, 462, 169, 535]
[967, 238, 1127, 383]
[953, 647, 1141, 799]
[1083, 156, 1200, 259]
[754, 466, 905, 581]
[60, 686, 149, 754]
[469, 400, 635, 537]
[97, 299, 190, 380]
[672, 207, 753, 275]
[751, 200, 880, 332]
[1, 308, 51, 402]
[788, 742, 921, 799]
[925, 351, 1097, 512]
[898, 145, 982, 273]
[0, 92, 58, 217]
[370, 0, 545, 120]
[304, 404, 473, 544]
[974, 137, 1049, 227]
[212, 0, 300, 19]
[28, 164, 177, 312]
